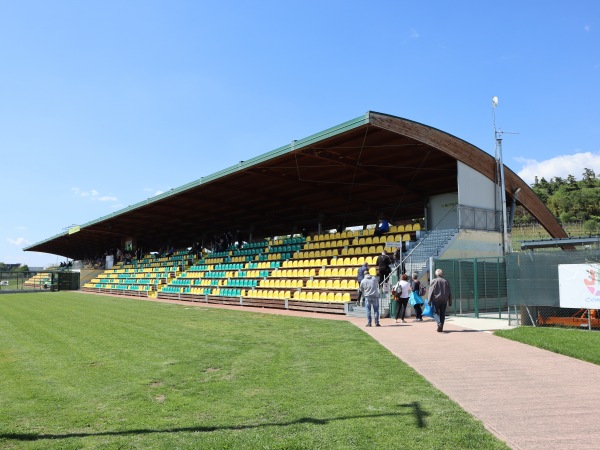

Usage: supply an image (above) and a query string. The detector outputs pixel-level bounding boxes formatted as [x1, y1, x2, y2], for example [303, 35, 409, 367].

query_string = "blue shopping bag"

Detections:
[422, 301, 434, 318]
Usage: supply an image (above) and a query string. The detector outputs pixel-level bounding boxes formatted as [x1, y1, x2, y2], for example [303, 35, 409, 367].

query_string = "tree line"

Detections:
[515, 168, 600, 232]
[0, 263, 30, 272]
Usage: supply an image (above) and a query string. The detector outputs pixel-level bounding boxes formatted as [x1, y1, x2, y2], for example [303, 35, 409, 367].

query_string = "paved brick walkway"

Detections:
[349, 315, 600, 450]
[90, 293, 600, 449]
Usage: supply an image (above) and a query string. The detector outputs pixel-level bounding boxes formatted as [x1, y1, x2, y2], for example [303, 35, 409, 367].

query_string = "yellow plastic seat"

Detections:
[405, 224, 413, 232]
[342, 292, 351, 302]
[340, 279, 348, 289]
[335, 292, 343, 302]
[402, 233, 411, 242]
[413, 223, 421, 231]
[333, 279, 341, 289]
[327, 292, 335, 302]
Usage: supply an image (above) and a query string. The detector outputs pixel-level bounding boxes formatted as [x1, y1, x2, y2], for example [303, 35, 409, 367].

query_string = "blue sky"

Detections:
[1, 1, 598, 267]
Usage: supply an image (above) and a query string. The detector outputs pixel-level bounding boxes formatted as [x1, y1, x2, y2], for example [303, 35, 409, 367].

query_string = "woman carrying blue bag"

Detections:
[409, 273, 426, 321]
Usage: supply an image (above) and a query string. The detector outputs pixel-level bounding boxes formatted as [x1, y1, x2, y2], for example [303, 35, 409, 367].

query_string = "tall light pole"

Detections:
[493, 96, 510, 254]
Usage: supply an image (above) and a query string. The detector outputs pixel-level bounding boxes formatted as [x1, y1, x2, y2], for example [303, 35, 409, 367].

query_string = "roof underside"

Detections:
[26, 112, 567, 259]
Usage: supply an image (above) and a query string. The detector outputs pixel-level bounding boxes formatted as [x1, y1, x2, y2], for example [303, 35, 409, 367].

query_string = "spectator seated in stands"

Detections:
[166, 246, 174, 258]
[373, 219, 390, 237]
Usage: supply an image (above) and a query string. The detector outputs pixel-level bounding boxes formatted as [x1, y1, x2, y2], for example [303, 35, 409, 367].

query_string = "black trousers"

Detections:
[413, 303, 423, 320]
[394, 297, 409, 320]
[378, 268, 391, 283]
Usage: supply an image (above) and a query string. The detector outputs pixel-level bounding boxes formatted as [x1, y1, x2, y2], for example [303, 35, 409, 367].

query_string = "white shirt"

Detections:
[394, 279, 410, 298]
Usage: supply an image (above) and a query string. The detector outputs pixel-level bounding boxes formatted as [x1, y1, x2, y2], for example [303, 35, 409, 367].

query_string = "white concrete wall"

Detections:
[429, 192, 458, 230]
[457, 161, 497, 210]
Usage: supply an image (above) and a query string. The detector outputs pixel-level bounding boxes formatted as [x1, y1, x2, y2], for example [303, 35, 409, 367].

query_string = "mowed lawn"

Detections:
[0, 293, 507, 449]
[496, 326, 600, 366]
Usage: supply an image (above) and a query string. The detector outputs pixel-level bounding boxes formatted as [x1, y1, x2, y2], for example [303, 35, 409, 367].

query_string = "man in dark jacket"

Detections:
[376, 250, 392, 285]
[428, 269, 452, 332]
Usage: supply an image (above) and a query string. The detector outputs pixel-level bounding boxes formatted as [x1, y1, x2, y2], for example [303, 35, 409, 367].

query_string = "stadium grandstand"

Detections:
[24, 111, 567, 314]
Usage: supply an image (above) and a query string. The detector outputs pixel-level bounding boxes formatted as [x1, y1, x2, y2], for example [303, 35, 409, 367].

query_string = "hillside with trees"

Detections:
[515, 168, 600, 234]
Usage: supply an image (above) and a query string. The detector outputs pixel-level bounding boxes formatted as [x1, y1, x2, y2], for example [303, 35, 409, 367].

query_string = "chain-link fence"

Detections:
[0, 272, 56, 292]
[0, 271, 80, 293]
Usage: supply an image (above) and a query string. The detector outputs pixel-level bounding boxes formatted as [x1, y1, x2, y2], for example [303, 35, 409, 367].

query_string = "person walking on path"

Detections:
[409, 273, 425, 321]
[392, 273, 410, 323]
[428, 269, 452, 332]
[356, 262, 369, 307]
[359, 268, 380, 327]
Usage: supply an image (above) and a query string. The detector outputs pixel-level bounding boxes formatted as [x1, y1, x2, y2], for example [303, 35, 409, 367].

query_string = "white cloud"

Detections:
[7, 237, 32, 246]
[516, 151, 600, 184]
[143, 188, 164, 197]
[16, 225, 26, 231]
[72, 187, 117, 202]
[409, 28, 420, 40]
[584, 25, 591, 32]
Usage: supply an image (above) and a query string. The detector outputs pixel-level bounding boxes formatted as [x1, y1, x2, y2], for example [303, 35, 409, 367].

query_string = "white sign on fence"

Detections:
[558, 263, 600, 308]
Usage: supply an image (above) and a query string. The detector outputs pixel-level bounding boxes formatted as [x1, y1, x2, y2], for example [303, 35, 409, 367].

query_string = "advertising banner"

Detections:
[558, 264, 600, 308]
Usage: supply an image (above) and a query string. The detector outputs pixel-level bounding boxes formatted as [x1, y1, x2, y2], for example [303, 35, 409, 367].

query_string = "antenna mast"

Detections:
[492, 97, 510, 254]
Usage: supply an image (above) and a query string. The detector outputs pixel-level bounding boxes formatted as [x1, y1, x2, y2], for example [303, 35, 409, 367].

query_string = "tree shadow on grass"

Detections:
[2, 402, 429, 442]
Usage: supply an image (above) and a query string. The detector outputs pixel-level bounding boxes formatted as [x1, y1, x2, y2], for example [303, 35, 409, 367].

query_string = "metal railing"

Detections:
[458, 204, 501, 231]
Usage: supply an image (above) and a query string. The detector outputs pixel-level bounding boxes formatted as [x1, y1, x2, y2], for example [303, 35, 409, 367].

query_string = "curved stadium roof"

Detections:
[25, 111, 567, 260]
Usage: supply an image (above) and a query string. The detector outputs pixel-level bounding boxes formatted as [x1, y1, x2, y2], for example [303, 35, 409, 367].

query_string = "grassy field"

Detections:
[0, 292, 508, 449]
[511, 221, 590, 249]
[495, 326, 600, 365]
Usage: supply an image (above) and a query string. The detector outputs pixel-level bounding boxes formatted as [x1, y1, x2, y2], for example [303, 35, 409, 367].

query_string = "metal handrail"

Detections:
[368, 205, 462, 315]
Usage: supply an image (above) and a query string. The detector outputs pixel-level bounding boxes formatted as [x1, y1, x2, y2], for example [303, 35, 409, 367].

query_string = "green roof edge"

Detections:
[24, 112, 371, 251]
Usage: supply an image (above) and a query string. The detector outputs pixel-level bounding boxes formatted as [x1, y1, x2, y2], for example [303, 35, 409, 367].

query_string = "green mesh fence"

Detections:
[434, 257, 507, 318]
[505, 249, 600, 329]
